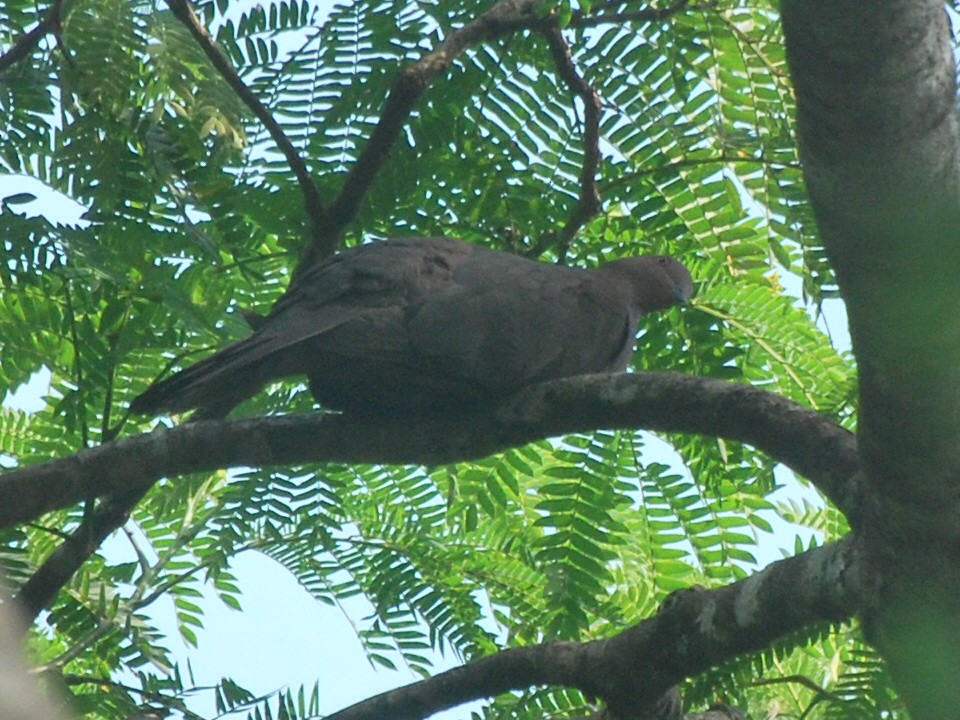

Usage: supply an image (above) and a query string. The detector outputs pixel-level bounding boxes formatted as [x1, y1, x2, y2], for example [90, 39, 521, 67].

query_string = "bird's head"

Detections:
[600, 254, 695, 314]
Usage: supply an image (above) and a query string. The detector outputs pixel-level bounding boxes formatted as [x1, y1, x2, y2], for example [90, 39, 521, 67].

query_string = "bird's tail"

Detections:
[129, 335, 271, 418]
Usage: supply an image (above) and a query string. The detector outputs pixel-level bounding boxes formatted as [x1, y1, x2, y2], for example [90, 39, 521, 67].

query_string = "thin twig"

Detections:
[571, 1, 718, 28]
[543, 27, 603, 254]
[164, 0, 327, 242]
[293, 0, 708, 273]
[750, 674, 846, 705]
[601, 153, 802, 195]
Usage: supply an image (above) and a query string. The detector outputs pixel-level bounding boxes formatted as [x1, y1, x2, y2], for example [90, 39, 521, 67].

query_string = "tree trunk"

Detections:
[782, 2, 960, 716]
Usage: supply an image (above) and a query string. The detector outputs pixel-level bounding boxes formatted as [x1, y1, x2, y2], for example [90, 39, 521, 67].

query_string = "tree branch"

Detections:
[164, 0, 327, 240]
[0, 596, 68, 720]
[324, 538, 859, 720]
[11, 488, 149, 632]
[291, 0, 548, 276]
[0, 0, 63, 74]
[543, 27, 603, 252]
[61, 674, 205, 720]
[0, 372, 858, 530]
[286, 0, 714, 275]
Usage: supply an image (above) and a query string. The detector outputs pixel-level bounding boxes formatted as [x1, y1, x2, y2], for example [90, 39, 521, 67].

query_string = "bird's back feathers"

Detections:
[131, 236, 693, 417]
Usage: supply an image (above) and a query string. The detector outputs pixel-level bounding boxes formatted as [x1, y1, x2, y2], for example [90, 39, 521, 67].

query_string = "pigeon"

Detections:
[130, 236, 693, 417]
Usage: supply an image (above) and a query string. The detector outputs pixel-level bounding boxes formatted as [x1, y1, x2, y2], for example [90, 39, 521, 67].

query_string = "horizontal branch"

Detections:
[325, 537, 860, 720]
[0, 372, 859, 529]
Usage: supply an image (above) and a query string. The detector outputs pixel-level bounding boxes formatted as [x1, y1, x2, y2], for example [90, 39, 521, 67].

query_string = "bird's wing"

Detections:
[405, 253, 636, 394]
[253, 237, 476, 360]
[131, 238, 476, 415]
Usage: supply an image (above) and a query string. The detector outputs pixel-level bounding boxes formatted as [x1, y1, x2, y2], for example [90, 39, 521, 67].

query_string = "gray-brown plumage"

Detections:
[130, 236, 694, 417]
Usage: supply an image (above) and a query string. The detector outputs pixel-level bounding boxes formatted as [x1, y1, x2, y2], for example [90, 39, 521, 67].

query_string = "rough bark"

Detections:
[782, 2, 960, 716]
[0, 372, 858, 530]
[324, 539, 859, 720]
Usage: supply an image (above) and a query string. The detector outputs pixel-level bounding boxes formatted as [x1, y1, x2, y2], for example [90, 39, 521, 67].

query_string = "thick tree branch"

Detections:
[782, 1, 960, 520]
[324, 538, 859, 720]
[164, 0, 327, 239]
[0, 0, 63, 73]
[543, 27, 602, 251]
[0, 372, 857, 530]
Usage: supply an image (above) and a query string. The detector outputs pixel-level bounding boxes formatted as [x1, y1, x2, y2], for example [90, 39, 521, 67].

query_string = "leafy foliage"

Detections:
[0, 0, 877, 717]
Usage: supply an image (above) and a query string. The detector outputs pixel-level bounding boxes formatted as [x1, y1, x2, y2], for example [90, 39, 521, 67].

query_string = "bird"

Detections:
[130, 236, 693, 418]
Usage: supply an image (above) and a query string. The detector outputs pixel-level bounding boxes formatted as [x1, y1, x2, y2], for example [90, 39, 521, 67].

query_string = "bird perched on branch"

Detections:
[131, 236, 693, 418]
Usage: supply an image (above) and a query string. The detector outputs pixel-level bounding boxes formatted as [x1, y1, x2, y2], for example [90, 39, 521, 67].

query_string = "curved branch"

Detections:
[0, 372, 858, 530]
[543, 27, 602, 251]
[292, 0, 548, 276]
[164, 0, 327, 238]
[325, 538, 860, 720]
[286, 0, 716, 274]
